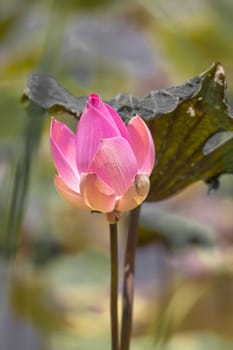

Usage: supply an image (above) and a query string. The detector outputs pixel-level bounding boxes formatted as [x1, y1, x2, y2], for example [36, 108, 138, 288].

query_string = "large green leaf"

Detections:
[24, 62, 233, 201]
[148, 63, 233, 201]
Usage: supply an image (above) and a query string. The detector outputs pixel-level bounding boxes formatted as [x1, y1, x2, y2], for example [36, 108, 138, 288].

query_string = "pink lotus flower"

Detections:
[50, 94, 155, 216]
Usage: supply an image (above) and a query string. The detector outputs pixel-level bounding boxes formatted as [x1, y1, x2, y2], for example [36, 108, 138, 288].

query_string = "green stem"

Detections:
[4, 0, 65, 257]
[109, 223, 119, 350]
[120, 206, 141, 350]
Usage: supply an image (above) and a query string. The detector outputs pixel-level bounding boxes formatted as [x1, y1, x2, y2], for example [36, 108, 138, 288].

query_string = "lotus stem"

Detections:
[109, 222, 119, 350]
[120, 206, 141, 350]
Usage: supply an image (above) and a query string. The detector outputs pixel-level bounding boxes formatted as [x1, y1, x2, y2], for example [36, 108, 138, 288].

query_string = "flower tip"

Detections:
[50, 117, 59, 128]
[50, 117, 56, 136]
[88, 93, 101, 108]
[50, 118, 63, 138]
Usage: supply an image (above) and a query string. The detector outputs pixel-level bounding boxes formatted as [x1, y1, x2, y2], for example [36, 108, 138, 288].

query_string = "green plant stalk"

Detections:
[4, 0, 65, 257]
[109, 223, 119, 350]
[120, 206, 141, 350]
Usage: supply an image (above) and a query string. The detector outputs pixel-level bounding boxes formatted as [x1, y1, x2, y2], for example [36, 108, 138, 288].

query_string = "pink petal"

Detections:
[104, 103, 130, 142]
[88, 137, 138, 195]
[80, 173, 116, 213]
[127, 116, 155, 174]
[92, 94, 130, 141]
[50, 118, 77, 167]
[54, 175, 89, 210]
[76, 94, 122, 172]
[117, 174, 150, 212]
[50, 119, 80, 191]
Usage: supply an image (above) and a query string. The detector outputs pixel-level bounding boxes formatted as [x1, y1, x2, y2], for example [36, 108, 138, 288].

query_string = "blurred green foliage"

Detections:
[0, 0, 233, 349]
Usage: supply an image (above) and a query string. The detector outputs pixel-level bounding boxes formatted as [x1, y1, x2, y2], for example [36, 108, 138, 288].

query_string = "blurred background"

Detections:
[0, 0, 233, 349]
